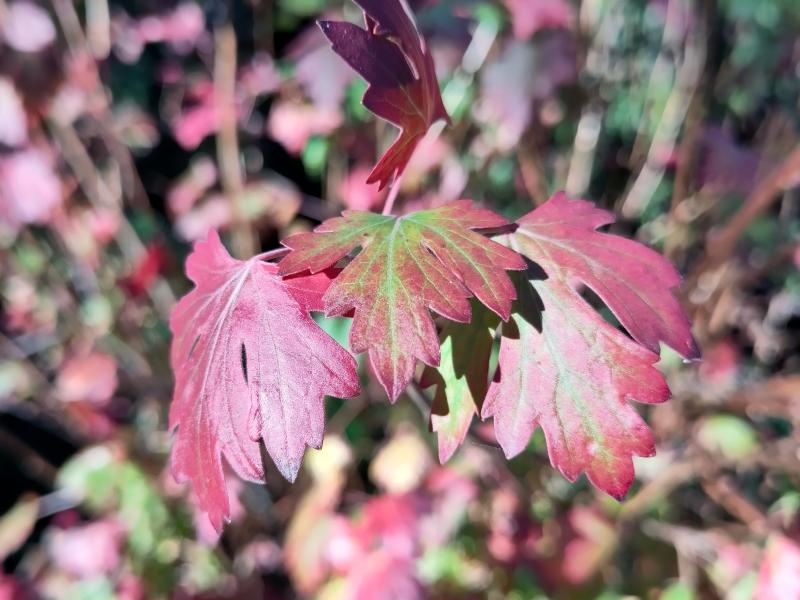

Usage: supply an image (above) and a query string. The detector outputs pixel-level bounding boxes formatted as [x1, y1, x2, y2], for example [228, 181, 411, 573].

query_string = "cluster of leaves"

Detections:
[1, 0, 799, 598]
[167, 0, 698, 529]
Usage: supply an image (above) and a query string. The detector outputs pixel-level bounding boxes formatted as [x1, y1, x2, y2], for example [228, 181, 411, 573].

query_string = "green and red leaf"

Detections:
[483, 278, 670, 498]
[483, 193, 698, 499]
[278, 202, 525, 400]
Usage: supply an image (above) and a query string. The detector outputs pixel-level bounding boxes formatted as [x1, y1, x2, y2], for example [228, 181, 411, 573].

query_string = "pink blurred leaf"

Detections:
[756, 535, 800, 600]
[46, 519, 125, 577]
[167, 157, 218, 215]
[562, 507, 617, 583]
[267, 100, 341, 155]
[168, 230, 359, 530]
[338, 165, 386, 211]
[137, 3, 206, 52]
[1, 2, 56, 53]
[289, 23, 355, 112]
[0, 149, 62, 234]
[477, 36, 576, 152]
[57, 352, 118, 406]
[502, 0, 575, 40]
[0, 77, 27, 147]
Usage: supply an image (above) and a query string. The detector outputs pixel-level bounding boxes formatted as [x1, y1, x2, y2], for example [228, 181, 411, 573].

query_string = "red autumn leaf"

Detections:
[483, 193, 698, 499]
[319, 0, 450, 189]
[278, 201, 525, 400]
[169, 230, 359, 530]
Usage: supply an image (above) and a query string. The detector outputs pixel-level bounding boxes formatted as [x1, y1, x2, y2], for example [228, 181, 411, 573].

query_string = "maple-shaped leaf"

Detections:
[278, 201, 526, 401]
[483, 193, 698, 498]
[420, 303, 498, 463]
[169, 231, 359, 530]
[319, 0, 450, 189]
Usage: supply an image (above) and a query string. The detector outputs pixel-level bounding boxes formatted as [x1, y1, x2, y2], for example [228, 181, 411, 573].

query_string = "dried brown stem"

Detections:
[214, 23, 255, 259]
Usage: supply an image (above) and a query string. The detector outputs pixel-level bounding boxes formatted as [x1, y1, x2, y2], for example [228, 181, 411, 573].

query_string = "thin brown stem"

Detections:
[214, 23, 255, 259]
[382, 176, 403, 216]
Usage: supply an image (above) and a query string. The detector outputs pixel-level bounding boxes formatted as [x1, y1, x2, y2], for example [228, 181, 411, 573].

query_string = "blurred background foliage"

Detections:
[0, 0, 799, 598]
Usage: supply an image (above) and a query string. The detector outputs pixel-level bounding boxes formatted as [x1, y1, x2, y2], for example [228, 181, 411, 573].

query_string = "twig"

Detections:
[704, 145, 800, 264]
[382, 171, 405, 216]
[254, 247, 290, 262]
[214, 23, 255, 259]
[621, 0, 706, 218]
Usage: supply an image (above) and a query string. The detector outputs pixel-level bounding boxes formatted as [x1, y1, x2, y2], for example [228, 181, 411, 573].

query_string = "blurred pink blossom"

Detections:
[47, 520, 125, 577]
[1, 2, 56, 53]
[57, 353, 118, 406]
[0, 149, 61, 233]
[503, 0, 575, 40]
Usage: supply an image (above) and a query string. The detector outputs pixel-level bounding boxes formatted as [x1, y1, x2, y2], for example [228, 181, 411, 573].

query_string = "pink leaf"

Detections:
[756, 535, 800, 600]
[169, 231, 359, 530]
[484, 192, 697, 498]
[502, 0, 575, 40]
[483, 278, 670, 498]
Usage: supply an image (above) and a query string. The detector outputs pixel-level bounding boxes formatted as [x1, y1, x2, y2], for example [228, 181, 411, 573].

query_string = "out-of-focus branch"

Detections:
[704, 145, 800, 265]
[621, 0, 706, 218]
[214, 23, 255, 259]
[47, 118, 175, 319]
[565, 104, 603, 198]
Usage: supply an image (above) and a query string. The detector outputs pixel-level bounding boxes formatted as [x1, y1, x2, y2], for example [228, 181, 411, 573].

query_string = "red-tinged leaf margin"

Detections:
[169, 231, 359, 530]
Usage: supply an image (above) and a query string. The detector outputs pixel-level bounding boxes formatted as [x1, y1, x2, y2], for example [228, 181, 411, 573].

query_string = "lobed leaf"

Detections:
[513, 192, 699, 358]
[169, 231, 359, 530]
[484, 193, 698, 498]
[278, 201, 525, 400]
[319, 0, 450, 189]
[483, 278, 670, 498]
